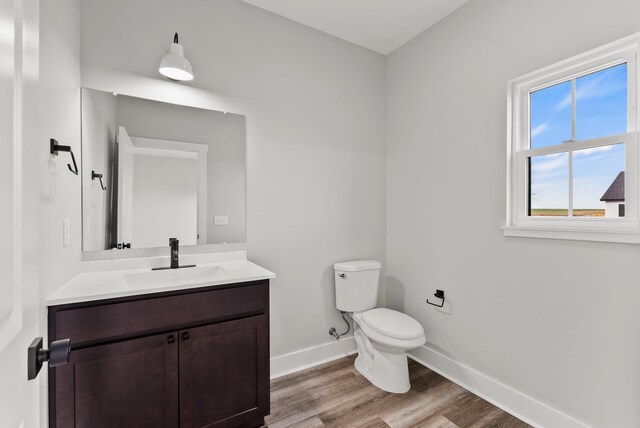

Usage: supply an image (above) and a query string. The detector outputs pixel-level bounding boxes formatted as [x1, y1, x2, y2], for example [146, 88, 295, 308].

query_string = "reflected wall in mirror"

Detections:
[81, 88, 246, 252]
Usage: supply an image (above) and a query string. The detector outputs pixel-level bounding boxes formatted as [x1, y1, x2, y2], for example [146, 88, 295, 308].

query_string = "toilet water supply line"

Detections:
[329, 311, 351, 340]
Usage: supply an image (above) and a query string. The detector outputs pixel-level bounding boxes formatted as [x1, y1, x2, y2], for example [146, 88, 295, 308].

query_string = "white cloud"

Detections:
[532, 154, 567, 173]
[554, 66, 626, 111]
[531, 122, 549, 139]
[555, 93, 572, 111]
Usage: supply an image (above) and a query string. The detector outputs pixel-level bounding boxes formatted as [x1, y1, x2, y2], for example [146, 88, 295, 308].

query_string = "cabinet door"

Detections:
[179, 315, 269, 428]
[54, 332, 179, 428]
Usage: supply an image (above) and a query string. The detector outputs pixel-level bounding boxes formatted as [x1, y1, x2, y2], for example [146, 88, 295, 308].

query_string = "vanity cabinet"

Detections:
[54, 333, 179, 427]
[48, 280, 270, 428]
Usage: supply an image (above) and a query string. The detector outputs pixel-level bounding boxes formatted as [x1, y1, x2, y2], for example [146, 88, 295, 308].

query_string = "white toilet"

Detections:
[334, 260, 426, 393]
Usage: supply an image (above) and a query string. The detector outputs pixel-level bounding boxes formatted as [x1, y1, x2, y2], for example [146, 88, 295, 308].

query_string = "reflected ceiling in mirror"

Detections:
[81, 88, 246, 252]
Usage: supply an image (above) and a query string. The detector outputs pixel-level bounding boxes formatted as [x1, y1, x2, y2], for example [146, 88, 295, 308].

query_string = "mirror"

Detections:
[81, 88, 246, 252]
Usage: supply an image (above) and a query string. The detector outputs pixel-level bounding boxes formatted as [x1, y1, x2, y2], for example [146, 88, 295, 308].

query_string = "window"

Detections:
[505, 34, 640, 243]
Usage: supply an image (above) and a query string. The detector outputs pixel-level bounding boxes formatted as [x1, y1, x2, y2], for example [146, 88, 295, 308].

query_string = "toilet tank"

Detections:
[334, 260, 382, 312]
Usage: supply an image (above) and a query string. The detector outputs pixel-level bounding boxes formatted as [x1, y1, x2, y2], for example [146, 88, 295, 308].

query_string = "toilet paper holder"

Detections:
[426, 289, 445, 308]
[27, 337, 71, 380]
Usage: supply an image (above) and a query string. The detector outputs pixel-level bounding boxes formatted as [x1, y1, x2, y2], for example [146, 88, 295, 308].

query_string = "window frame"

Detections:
[504, 34, 640, 243]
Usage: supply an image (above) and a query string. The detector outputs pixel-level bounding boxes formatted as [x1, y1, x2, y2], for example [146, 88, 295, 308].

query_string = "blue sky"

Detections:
[529, 63, 627, 211]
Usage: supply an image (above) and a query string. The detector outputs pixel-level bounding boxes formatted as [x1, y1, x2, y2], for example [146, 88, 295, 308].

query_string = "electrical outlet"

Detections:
[63, 219, 70, 247]
[214, 216, 228, 226]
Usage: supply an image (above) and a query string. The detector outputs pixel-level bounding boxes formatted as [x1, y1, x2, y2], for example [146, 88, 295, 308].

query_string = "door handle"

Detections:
[28, 337, 71, 380]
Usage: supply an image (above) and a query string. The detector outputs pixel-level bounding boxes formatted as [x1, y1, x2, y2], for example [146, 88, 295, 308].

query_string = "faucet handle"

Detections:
[169, 237, 178, 245]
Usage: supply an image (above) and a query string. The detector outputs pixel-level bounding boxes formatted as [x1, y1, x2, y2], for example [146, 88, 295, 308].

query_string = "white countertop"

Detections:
[47, 252, 275, 306]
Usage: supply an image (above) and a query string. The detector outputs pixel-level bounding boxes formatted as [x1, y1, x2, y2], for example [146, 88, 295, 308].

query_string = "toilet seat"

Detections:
[361, 308, 424, 340]
[352, 309, 426, 350]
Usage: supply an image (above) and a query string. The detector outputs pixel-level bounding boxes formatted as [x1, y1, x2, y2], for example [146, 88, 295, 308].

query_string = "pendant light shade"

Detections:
[159, 33, 194, 81]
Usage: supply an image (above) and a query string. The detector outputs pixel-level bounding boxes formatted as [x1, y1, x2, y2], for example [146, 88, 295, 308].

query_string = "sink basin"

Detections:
[125, 265, 227, 288]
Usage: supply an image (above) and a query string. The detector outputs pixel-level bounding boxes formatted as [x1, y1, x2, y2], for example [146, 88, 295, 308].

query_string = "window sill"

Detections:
[502, 225, 640, 244]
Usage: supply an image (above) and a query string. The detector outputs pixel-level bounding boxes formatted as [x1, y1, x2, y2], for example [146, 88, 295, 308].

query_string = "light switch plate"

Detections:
[214, 216, 228, 226]
[63, 219, 70, 247]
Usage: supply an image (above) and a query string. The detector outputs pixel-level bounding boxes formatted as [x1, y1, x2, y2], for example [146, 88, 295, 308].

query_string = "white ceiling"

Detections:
[240, 0, 470, 55]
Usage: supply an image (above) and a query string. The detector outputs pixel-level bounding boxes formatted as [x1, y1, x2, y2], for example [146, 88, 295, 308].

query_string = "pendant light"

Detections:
[159, 33, 194, 81]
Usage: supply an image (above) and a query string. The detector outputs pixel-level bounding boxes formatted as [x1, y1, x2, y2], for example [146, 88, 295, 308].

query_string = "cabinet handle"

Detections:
[181, 331, 190, 341]
[167, 334, 176, 344]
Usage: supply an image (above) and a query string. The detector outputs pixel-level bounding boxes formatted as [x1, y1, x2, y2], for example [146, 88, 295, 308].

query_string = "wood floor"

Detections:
[266, 355, 531, 428]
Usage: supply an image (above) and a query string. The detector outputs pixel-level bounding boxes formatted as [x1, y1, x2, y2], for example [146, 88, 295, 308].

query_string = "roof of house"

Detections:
[600, 171, 625, 202]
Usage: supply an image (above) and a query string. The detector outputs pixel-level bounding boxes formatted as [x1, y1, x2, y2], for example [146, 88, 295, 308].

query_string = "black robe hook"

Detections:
[50, 139, 78, 175]
[91, 170, 107, 191]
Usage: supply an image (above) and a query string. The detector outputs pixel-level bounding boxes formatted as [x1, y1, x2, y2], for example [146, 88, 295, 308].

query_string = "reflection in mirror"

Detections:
[81, 88, 246, 252]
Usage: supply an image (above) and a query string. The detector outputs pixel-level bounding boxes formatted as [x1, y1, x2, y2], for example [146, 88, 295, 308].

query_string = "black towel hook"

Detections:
[50, 139, 78, 175]
[91, 170, 107, 191]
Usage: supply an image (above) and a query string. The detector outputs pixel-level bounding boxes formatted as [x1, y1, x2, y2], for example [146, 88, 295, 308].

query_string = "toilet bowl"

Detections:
[334, 260, 426, 393]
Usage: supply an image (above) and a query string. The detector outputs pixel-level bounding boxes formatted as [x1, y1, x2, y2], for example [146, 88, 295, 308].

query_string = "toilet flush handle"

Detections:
[337, 273, 346, 278]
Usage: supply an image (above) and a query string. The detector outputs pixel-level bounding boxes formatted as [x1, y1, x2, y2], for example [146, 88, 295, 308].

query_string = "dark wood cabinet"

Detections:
[179, 316, 269, 427]
[55, 333, 179, 428]
[48, 280, 270, 428]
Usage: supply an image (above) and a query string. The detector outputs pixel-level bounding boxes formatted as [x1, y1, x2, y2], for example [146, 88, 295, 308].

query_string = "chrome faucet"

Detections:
[152, 238, 196, 270]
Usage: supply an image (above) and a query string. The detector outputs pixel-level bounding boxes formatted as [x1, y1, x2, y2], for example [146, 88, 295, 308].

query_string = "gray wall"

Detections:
[39, 0, 82, 296]
[81, 89, 116, 251]
[386, 1, 640, 427]
[80, 0, 387, 359]
[39, 0, 83, 425]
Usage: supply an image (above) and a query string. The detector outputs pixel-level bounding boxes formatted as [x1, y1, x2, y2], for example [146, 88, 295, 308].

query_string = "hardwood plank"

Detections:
[443, 392, 500, 427]
[316, 380, 389, 426]
[270, 358, 357, 402]
[267, 372, 372, 427]
[319, 365, 448, 427]
[468, 408, 531, 428]
[381, 380, 467, 427]
[413, 414, 460, 428]
[324, 416, 391, 428]
[267, 356, 531, 428]
[287, 416, 325, 428]
[271, 356, 357, 391]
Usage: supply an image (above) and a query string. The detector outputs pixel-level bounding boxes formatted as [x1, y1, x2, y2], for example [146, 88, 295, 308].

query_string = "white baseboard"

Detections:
[270, 336, 357, 379]
[409, 345, 591, 428]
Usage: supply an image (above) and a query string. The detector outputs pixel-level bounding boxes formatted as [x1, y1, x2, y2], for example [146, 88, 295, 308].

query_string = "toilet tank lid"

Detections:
[334, 260, 382, 272]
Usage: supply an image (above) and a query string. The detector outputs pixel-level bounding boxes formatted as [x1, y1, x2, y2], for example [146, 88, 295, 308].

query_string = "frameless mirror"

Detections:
[81, 88, 246, 252]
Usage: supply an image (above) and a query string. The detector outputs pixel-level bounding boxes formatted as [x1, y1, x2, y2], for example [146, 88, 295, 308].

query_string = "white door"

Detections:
[117, 126, 134, 247]
[131, 152, 199, 248]
[0, 0, 43, 426]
